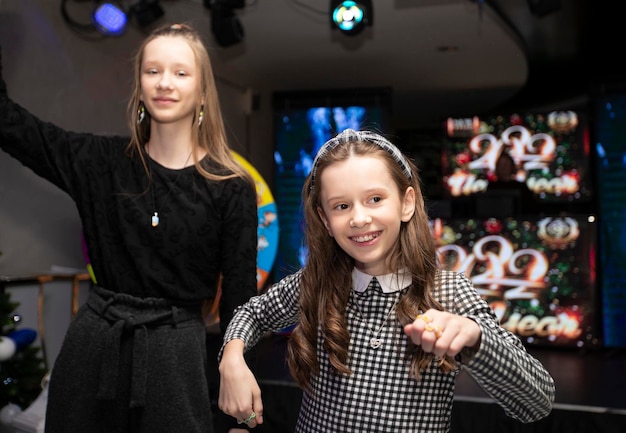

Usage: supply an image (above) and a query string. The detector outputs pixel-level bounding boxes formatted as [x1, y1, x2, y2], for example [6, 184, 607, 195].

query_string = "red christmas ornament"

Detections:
[484, 218, 503, 234]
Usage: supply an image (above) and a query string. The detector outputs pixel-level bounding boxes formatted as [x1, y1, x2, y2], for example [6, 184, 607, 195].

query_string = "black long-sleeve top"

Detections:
[0, 70, 258, 332]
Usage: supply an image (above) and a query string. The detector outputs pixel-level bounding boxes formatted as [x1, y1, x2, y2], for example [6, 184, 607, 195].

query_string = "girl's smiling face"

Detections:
[317, 155, 415, 276]
[140, 36, 201, 126]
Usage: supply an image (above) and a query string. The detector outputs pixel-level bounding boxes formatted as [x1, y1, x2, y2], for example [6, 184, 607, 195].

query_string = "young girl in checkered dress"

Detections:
[218, 129, 555, 432]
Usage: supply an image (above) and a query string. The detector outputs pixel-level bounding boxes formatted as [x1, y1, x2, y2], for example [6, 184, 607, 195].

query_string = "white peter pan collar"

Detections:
[352, 267, 412, 294]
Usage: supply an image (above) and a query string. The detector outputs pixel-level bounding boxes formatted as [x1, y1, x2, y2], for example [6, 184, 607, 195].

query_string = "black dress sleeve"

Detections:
[217, 175, 260, 335]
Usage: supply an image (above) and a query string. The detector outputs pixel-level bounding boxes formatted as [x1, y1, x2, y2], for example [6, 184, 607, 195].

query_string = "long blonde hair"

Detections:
[286, 131, 456, 393]
[126, 23, 252, 185]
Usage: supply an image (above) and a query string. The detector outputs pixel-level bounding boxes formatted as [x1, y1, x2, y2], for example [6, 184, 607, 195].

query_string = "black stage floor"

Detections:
[249, 333, 626, 433]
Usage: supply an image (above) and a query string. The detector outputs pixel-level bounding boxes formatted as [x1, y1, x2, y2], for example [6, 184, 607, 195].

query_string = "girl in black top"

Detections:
[0, 23, 258, 433]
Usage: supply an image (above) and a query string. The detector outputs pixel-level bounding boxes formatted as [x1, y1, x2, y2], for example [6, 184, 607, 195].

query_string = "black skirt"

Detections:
[44, 286, 213, 433]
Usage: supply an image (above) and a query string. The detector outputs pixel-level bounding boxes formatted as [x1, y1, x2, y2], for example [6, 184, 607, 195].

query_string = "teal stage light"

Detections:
[330, 0, 372, 36]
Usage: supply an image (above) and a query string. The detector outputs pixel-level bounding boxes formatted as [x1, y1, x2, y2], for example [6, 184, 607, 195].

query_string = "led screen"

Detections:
[594, 88, 626, 348]
[432, 214, 599, 348]
[272, 89, 391, 281]
[442, 111, 592, 203]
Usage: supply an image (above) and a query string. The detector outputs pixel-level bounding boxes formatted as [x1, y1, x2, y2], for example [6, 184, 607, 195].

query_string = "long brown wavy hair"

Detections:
[286, 137, 456, 393]
[125, 23, 252, 185]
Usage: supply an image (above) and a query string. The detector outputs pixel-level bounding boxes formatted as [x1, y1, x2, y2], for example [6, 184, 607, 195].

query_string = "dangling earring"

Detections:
[198, 105, 204, 127]
[137, 103, 145, 124]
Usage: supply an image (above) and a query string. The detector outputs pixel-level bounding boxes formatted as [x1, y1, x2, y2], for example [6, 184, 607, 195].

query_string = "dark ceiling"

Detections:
[489, 0, 625, 111]
[25, 0, 625, 124]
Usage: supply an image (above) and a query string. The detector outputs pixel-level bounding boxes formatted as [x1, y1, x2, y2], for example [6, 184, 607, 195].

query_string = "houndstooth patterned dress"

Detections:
[222, 268, 555, 433]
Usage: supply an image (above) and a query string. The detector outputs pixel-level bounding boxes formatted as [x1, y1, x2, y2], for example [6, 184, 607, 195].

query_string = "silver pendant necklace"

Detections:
[350, 289, 400, 349]
[148, 150, 193, 228]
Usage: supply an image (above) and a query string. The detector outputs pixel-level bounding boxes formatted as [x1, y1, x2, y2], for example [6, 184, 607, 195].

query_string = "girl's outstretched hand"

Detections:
[218, 339, 264, 428]
[403, 309, 482, 358]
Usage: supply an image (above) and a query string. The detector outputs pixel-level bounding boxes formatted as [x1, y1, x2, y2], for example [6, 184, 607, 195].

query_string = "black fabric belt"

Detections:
[87, 285, 201, 408]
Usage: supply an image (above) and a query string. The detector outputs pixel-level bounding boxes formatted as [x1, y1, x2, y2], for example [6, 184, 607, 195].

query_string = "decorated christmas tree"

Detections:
[0, 291, 47, 412]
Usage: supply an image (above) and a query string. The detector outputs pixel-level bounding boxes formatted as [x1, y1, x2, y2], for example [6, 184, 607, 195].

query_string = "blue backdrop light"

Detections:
[594, 90, 626, 348]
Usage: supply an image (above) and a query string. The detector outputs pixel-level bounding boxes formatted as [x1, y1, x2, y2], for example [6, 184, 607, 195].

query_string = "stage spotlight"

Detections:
[330, 0, 372, 36]
[205, 0, 245, 47]
[62, 0, 129, 37]
[129, 0, 164, 28]
[92, 2, 127, 36]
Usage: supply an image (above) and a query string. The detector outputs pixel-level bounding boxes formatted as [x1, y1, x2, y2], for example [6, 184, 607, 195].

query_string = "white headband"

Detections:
[310, 129, 412, 191]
